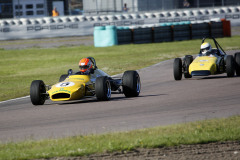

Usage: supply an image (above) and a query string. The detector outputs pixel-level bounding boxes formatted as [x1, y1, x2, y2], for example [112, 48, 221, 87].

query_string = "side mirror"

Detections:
[90, 68, 94, 74]
[68, 69, 73, 75]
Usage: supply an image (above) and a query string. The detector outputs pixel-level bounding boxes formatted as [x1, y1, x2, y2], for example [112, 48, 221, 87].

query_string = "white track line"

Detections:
[0, 96, 30, 104]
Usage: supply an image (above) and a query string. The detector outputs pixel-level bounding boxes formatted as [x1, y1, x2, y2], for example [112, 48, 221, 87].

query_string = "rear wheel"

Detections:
[95, 76, 111, 101]
[234, 52, 240, 76]
[122, 71, 141, 97]
[173, 58, 182, 80]
[30, 80, 46, 105]
[226, 55, 235, 77]
[183, 55, 193, 78]
[59, 74, 68, 82]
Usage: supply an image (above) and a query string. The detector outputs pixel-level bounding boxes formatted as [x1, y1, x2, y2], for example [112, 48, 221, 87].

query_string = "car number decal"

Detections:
[56, 82, 75, 87]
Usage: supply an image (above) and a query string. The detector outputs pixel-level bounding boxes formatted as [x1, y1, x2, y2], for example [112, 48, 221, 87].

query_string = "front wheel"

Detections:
[226, 55, 235, 77]
[173, 58, 182, 80]
[95, 76, 111, 101]
[122, 71, 141, 97]
[30, 80, 46, 105]
[234, 52, 240, 76]
[183, 55, 193, 78]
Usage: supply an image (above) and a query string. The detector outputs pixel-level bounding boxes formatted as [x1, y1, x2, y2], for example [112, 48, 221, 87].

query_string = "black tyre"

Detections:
[173, 58, 182, 80]
[122, 71, 141, 97]
[30, 80, 46, 105]
[183, 55, 193, 78]
[234, 52, 240, 76]
[59, 74, 68, 82]
[226, 55, 235, 77]
[95, 76, 111, 101]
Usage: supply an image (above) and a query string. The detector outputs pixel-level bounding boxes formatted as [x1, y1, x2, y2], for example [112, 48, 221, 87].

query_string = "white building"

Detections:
[13, 0, 48, 18]
[83, 0, 176, 14]
[1, 0, 69, 19]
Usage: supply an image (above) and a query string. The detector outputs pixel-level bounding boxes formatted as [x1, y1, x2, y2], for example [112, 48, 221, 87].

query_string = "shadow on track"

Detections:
[189, 75, 239, 80]
[201, 75, 240, 80]
[201, 76, 228, 79]
[51, 94, 167, 105]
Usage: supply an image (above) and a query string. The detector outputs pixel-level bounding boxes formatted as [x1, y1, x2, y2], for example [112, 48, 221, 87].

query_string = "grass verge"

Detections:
[0, 115, 239, 160]
[0, 36, 240, 101]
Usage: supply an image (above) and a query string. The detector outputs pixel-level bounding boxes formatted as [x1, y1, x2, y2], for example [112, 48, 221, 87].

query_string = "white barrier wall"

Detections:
[0, 16, 146, 40]
[0, 20, 93, 40]
[0, 6, 240, 40]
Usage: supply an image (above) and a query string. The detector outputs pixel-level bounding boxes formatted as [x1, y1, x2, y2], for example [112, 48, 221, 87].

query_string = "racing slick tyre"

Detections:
[234, 52, 240, 76]
[30, 80, 46, 105]
[226, 55, 235, 77]
[173, 58, 182, 80]
[95, 76, 111, 101]
[122, 71, 141, 97]
[59, 74, 68, 82]
[183, 55, 193, 79]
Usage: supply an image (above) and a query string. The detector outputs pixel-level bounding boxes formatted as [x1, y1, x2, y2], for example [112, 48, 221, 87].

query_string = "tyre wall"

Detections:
[94, 19, 231, 47]
[117, 26, 132, 45]
[153, 26, 172, 42]
[191, 22, 210, 39]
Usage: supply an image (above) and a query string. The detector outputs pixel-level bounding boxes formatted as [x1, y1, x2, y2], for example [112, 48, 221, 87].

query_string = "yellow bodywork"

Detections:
[47, 75, 94, 101]
[189, 56, 218, 75]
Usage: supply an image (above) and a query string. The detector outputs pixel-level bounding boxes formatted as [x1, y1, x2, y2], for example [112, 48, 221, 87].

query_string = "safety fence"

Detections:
[0, 6, 238, 41]
[94, 19, 231, 47]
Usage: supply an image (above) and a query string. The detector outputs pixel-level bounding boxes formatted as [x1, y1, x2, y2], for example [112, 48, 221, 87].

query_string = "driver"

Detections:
[78, 58, 93, 75]
[200, 42, 212, 56]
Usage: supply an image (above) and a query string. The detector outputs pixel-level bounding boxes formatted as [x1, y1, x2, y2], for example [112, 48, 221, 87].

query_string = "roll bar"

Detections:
[87, 57, 98, 69]
[201, 36, 226, 55]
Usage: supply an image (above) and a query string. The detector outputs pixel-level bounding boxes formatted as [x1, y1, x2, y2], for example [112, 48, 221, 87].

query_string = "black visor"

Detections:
[201, 46, 210, 52]
[79, 65, 89, 69]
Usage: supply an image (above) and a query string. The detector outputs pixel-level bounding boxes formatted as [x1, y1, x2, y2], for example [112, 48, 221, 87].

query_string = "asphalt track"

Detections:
[0, 50, 240, 143]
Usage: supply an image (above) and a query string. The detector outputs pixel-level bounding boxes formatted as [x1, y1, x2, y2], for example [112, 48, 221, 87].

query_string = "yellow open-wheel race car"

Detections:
[173, 37, 240, 80]
[30, 57, 141, 105]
